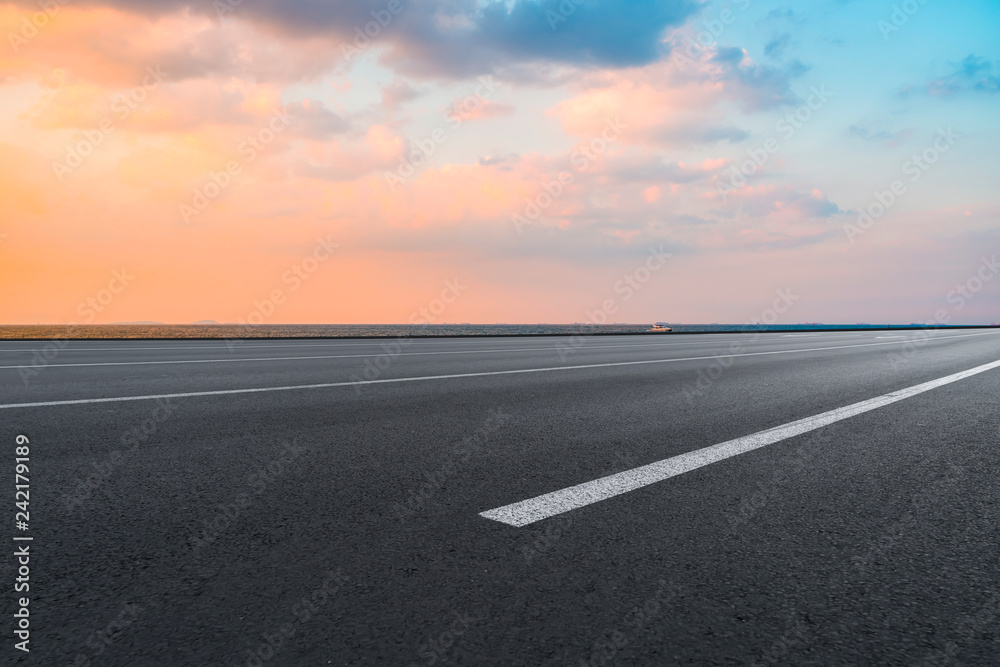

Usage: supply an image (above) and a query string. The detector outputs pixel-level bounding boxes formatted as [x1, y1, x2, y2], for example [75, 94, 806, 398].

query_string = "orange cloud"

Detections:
[443, 98, 514, 123]
[0, 5, 345, 88]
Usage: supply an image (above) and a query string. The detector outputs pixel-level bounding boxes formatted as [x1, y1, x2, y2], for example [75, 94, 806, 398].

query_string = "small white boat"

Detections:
[648, 324, 672, 332]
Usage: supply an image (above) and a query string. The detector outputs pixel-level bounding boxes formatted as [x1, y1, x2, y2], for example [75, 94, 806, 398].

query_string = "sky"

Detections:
[0, 0, 998, 325]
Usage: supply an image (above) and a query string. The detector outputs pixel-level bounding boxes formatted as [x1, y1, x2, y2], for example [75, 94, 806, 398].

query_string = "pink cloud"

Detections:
[547, 60, 751, 147]
[443, 98, 514, 123]
[0, 6, 346, 88]
[709, 184, 842, 219]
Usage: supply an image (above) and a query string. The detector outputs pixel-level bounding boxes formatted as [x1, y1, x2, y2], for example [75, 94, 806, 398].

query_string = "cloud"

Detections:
[298, 125, 406, 181]
[547, 39, 806, 150]
[901, 54, 1000, 98]
[380, 79, 424, 111]
[18, 73, 350, 138]
[848, 122, 911, 148]
[763, 33, 792, 59]
[6, 0, 699, 78]
[0, 6, 349, 87]
[757, 8, 803, 28]
[925, 55, 999, 97]
[603, 156, 729, 185]
[443, 98, 514, 123]
[711, 184, 843, 219]
[707, 47, 809, 110]
[478, 154, 518, 166]
[548, 63, 742, 147]
[382, 0, 699, 77]
[286, 99, 353, 138]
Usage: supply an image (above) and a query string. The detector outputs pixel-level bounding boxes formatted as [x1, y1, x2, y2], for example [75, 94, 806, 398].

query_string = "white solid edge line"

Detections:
[0, 333, 760, 353]
[0, 330, 883, 357]
[1, 331, 997, 410]
[2, 330, 988, 371]
[480, 356, 1000, 527]
[0, 336, 839, 370]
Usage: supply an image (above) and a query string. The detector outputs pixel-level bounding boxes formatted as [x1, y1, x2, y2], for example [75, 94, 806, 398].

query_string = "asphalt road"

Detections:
[2, 329, 1000, 665]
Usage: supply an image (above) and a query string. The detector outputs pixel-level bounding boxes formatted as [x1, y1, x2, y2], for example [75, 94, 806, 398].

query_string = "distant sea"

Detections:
[0, 323, 990, 340]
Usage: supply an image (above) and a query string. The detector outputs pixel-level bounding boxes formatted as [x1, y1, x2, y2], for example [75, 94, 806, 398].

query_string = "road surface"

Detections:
[2, 329, 999, 665]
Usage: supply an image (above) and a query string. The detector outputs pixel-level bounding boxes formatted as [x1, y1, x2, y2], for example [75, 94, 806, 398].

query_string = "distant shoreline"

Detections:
[1, 323, 996, 341]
